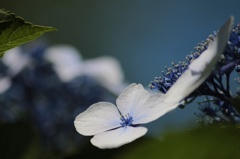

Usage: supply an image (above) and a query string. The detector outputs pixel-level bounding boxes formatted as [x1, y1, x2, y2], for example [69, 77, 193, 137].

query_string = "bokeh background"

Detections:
[1, 0, 240, 159]
[3, 0, 240, 84]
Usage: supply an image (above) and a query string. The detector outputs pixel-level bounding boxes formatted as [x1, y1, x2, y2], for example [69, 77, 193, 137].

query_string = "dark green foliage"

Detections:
[113, 125, 240, 159]
[0, 9, 56, 57]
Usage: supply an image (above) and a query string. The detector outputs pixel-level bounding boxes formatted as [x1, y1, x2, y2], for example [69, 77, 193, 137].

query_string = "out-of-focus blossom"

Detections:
[2, 47, 31, 76]
[0, 77, 11, 94]
[0, 42, 123, 154]
[44, 45, 126, 95]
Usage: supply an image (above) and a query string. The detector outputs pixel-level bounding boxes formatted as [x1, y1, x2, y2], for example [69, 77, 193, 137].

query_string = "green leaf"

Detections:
[0, 9, 56, 57]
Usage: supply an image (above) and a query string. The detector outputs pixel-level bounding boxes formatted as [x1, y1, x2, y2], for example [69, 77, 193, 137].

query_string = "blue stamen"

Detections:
[120, 114, 133, 127]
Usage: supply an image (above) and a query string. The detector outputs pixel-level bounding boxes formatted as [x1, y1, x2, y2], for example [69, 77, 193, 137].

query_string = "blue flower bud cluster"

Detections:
[150, 24, 240, 124]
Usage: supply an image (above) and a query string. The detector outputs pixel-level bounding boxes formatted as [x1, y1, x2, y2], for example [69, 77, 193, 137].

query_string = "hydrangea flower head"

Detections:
[74, 17, 233, 149]
[150, 17, 234, 105]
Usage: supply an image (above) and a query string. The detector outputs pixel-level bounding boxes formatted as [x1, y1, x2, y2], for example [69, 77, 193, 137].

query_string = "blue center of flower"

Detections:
[120, 114, 133, 127]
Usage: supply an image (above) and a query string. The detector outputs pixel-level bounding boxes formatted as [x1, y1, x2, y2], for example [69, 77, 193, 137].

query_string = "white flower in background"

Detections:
[2, 47, 31, 76]
[44, 45, 83, 82]
[74, 17, 233, 149]
[0, 47, 31, 94]
[0, 77, 11, 94]
[44, 45, 125, 94]
[0, 44, 126, 95]
[83, 56, 125, 94]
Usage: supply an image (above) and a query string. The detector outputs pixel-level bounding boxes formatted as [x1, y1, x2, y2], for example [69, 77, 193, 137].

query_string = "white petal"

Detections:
[189, 17, 234, 73]
[74, 102, 121, 136]
[90, 126, 147, 149]
[164, 16, 233, 104]
[116, 83, 150, 117]
[132, 93, 178, 124]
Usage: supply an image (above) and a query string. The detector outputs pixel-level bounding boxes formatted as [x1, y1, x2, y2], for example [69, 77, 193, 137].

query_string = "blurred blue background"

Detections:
[1, 0, 240, 158]
[2, 0, 240, 84]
